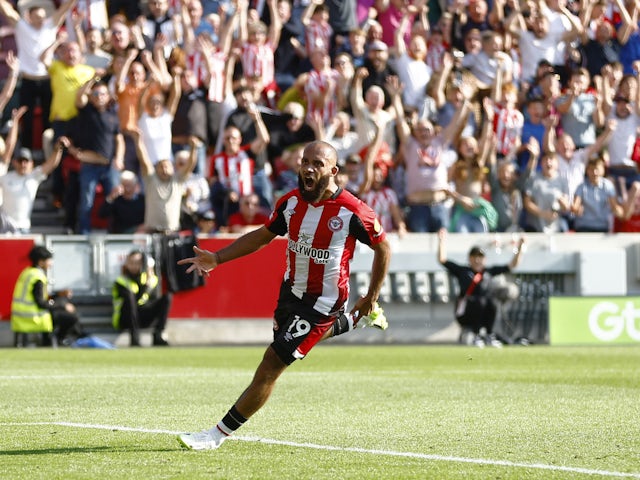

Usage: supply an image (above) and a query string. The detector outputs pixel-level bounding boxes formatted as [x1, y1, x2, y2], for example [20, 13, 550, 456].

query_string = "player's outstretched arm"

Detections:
[179, 226, 277, 276]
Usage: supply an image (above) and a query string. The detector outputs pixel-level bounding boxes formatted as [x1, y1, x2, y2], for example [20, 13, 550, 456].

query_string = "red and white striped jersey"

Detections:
[186, 51, 208, 89]
[266, 188, 386, 316]
[204, 50, 227, 103]
[492, 105, 524, 157]
[241, 41, 275, 87]
[209, 146, 255, 196]
[305, 19, 333, 55]
[304, 68, 340, 127]
[361, 187, 400, 233]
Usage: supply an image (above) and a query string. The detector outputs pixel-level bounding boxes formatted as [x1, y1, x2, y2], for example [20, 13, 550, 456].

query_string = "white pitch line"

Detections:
[2, 421, 639, 478]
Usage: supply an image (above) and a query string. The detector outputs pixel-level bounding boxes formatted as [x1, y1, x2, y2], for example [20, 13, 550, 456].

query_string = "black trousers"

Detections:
[456, 296, 497, 334]
[118, 291, 172, 342]
[52, 307, 85, 344]
[19, 77, 51, 149]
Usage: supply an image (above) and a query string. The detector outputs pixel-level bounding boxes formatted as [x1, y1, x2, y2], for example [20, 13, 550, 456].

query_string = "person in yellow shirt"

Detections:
[41, 38, 95, 205]
[43, 39, 96, 137]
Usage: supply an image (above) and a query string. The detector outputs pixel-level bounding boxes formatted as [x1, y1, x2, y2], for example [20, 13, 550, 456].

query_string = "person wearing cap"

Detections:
[362, 37, 396, 109]
[0, 136, 70, 233]
[11, 245, 86, 346]
[437, 228, 525, 347]
[194, 209, 217, 236]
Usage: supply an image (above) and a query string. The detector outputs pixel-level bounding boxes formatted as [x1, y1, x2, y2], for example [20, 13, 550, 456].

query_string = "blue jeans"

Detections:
[77, 164, 120, 234]
[451, 211, 489, 233]
[407, 203, 450, 233]
[253, 169, 274, 210]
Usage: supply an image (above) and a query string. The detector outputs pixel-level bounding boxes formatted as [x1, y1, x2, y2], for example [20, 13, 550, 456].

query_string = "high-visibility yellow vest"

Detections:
[11, 267, 53, 333]
[111, 272, 158, 329]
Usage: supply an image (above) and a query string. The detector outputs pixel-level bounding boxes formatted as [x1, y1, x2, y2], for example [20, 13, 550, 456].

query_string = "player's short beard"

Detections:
[298, 173, 330, 203]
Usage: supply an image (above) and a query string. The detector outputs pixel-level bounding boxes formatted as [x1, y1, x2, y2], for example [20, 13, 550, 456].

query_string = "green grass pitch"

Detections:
[1, 345, 639, 479]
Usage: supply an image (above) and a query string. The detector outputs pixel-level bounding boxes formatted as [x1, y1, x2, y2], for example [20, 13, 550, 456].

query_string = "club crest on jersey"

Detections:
[328, 216, 344, 232]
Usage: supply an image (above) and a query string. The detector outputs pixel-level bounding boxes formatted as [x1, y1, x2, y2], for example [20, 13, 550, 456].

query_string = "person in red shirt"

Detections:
[177, 141, 391, 451]
[225, 193, 269, 234]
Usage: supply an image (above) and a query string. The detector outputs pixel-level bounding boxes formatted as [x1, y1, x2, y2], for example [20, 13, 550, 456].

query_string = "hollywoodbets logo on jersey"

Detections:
[288, 231, 331, 264]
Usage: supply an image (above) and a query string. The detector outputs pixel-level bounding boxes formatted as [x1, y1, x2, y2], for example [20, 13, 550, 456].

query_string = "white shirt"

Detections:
[542, 5, 572, 65]
[607, 111, 640, 166]
[518, 29, 561, 82]
[557, 148, 588, 203]
[0, 167, 47, 230]
[15, 18, 57, 77]
[139, 111, 174, 165]
[393, 52, 433, 110]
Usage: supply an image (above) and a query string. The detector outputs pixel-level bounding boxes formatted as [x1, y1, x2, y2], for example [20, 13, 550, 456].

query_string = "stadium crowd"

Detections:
[0, 0, 640, 236]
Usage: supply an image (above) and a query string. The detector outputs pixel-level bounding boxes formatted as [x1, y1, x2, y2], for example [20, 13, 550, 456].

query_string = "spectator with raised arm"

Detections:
[438, 228, 525, 347]
[174, 148, 211, 230]
[605, 96, 640, 192]
[0, 133, 69, 233]
[546, 115, 617, 210]
[0, 0, 78, 149]
[397, 94, 471, 232]
[68, 78, 124, 234]
[171, 67, 207, 175]
[361, 39, 396, 109]
[571, 156, 637, 232]
[82, 28, 112, 76]
[350, 67, 396, 174]
[137, 65, 181, 169]
[304, 47, 340, 129]
[210, 103, 270, 227]
[192, 9, 239, 149]
[505, 3, 582, 86]
[272, 0, 306, 93]
[0, 50, 19, 118]
[116, 49, 151, 172]
[487, 137, 540, 232]
[555, 67, 604, 149]
[41, 37, 96, 207]
[523, 152, 571, 232]
[0, 51, 20, 173]
[142, 0, 180, 58]
[392, 9, 432, 112]
[225, 85, 274, 210]
[239, 0, 282, 107]
[301, 0, 332, 56]
[133, 129, 198, 234]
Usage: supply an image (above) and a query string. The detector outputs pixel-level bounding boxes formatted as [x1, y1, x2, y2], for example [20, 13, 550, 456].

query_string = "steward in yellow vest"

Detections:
[11, 245, 86, 346]
[112, 250, 172, 346]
